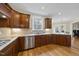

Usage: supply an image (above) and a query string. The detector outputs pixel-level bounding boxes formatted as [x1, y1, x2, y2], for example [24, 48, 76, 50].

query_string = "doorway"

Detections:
[72, 22, 79, 38]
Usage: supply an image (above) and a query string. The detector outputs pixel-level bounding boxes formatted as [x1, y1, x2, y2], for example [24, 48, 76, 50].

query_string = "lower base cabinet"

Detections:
[3, 45, 13, 56]
[17, 37, 25, 51]
[66, 35, 71, 46]
[0, 34, 71, 56]
[35, 35, 42, 47]
[0, 39, 18, 56]
[56, 35, 67, 46]
[0, 37, 25, 56]
[55, 35, 71, 46]
[35, 35, 50, 47]
[35, 34, 71, 48]
[50, 34, 57, 44]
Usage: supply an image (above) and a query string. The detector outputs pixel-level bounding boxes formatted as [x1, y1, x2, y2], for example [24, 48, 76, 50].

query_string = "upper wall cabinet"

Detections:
[10, 11, 30, 28]
[10, 10, 20, 28]
[0, 12, 10, 27]
[0, 3, 30, 28]
[0, 4, 12, 27]
[20, 14, 30, 28]
[0, 4, 12, 18]
[45, 18, 52, 29]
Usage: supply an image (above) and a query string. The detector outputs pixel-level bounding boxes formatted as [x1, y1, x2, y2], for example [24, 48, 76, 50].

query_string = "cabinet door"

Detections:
[66, 35, 71, 46]
[0, 4, 12, 27]
[50, 34, 56, 44]
[45, 18, 52, 29]
[12, 40, 18, 56]
[4, 44, 17, 56]
[4, 46, 13, 56]
[56, 35, 67, 46]
[0, 39, 18, 56]
[60, 35, 67, 46]
[20, 14, 30, 28]
[41, 35, 49, 45]
[5, 44, 16, 56]
[0, 4, 12, 18]
[17, 37, 25, 51]
[35, 35, 50, 47]
[0, 18, 10, 27]
[35, 36, 42, 47]
[10, 11, 20, 28]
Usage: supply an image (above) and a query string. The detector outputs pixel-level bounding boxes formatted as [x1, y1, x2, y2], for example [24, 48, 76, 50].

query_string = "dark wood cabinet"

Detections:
[45, 18, 52, 29]
[17, 37, 25, 51]
[0, 4, 12, 27]
[56, 35, 71, 46]
[0, 3, 30, 28]
[0, 37, 25, 56]
[10, 11, 20, 28]
[35, 35, 50, 47]
[19, 14, 30, 28]
[0, 18, 10, 27]
[3, 45, 13, 56]
[35, 35, 42, 47]
[0, 39, 18, 56]
[4, 43, 17, 56]
[35, 34, 71, 48]
[50, 34, 56, 44]
[56, 35, 66, 46]
[51, 34, 71, 46]
[66, 35, 71, 46]
[0, 4, 12, 18]
[0, 34, 71, 56]
[40, 35, 48, 45]
[10, 11, 30, 28]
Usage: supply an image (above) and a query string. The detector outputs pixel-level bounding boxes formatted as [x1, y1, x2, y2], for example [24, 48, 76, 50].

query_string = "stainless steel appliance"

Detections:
[24, 36, 35, 49]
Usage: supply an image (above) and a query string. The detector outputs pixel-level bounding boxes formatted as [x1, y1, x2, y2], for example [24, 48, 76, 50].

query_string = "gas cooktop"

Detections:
[0, 40, 10, 46]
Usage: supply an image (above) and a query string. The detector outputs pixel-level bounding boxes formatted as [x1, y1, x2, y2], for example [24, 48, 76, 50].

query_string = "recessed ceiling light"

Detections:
[12, 29, 21, 32]
[2, 15, 6, 18]
[58, 12, 61, 15]
[41, 6, 45, 10]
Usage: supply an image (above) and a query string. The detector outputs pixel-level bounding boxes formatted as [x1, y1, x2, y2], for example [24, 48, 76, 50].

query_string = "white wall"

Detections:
[52, 21, 71, 34]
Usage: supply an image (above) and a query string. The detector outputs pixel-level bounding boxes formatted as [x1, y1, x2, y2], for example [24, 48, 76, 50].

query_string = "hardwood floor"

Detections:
[18, 38, 79, 56]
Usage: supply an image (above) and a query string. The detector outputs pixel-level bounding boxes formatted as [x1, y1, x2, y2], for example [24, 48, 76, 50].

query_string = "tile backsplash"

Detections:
[0, 28, 11, 36]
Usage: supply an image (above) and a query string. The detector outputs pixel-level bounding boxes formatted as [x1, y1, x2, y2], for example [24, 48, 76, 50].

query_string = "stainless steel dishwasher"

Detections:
[24, 36, 35, 49]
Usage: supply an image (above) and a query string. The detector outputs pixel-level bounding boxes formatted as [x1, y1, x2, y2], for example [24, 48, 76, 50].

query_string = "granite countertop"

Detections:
[10, 29, 71, 36]
[0, 29, 71, 50]
[0, 36, 18, 50]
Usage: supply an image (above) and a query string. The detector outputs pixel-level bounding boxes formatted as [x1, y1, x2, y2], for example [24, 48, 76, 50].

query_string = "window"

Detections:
[32, 15, 43, 30]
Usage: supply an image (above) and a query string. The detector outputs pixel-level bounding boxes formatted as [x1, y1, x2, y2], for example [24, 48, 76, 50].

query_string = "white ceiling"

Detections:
[9, 3, 79, 22]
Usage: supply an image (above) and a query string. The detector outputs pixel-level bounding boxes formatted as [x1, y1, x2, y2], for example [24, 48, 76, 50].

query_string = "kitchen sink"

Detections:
[0, 40, 10, 46]
[32, 30, 45, 34]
